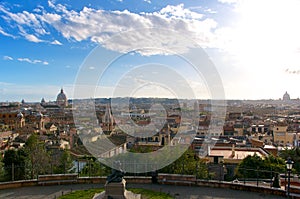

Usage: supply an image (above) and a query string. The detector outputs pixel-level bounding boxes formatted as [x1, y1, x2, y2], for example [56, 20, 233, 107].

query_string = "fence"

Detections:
[1, 161, 299, 188]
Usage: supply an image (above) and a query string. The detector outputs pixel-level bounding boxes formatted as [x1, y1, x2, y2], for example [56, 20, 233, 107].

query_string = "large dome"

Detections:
[283, 91, 290, 101]
[56, 88, 68, 107]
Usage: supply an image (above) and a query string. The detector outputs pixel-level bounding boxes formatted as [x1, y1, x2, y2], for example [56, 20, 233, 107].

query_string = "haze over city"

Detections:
[1, 0, 300, 101]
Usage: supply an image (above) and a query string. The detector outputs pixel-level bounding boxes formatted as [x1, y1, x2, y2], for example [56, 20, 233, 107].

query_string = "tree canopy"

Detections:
[280, 148, 300, 174]
[236, 154, 285, 179]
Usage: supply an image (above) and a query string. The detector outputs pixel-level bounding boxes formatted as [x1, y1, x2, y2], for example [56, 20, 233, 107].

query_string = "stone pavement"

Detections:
[0, 183, 286, 199]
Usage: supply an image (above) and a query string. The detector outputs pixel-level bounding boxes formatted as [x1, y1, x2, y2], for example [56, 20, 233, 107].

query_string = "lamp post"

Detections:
[286, 157, 294, 198]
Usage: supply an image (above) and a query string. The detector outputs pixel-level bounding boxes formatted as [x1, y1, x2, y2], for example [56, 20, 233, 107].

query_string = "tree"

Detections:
[236, 154, 285, 179]
[80, 159, 111, 177]
[159, 148, 208, 179]
[52, 150, 74, 174]
[3, 149, 27, 181]
[25, 134, 51, 178]
[280, 148, 300, 173]
[0, 154, 4, 181]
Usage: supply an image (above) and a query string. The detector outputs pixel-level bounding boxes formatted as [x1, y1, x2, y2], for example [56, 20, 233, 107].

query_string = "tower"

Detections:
[16, 112, 25, 128]
[36, 112, 45, 130]
[102, 103, 114, 132]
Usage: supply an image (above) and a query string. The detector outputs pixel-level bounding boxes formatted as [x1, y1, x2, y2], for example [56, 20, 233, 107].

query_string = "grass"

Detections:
[59, 188, 103, 199]
[129, 188, 174, 199]
[58, 188, 174, 199]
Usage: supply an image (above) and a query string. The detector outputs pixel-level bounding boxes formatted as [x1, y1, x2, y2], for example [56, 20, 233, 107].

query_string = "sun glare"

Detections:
[220, 0, 300, 98]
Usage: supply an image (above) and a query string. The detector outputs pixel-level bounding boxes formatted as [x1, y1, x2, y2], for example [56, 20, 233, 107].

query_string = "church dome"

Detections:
[56, 88, 68, 107]
[283, 91, 290, 101]
[41, 98, 46, 104]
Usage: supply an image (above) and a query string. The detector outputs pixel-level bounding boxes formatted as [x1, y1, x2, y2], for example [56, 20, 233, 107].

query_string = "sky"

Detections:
[0, 0, 300, 102]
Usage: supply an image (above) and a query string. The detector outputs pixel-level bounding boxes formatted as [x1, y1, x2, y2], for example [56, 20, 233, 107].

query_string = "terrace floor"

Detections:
[0, 183, 286, 199]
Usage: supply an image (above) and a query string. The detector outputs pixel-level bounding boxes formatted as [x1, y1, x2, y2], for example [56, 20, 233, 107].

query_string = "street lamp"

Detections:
[286, 157, 294, 198]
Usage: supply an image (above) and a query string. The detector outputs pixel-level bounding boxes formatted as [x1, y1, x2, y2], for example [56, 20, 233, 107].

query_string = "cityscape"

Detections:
[0, 89, 299, 197]
[1, 0, 300, 198]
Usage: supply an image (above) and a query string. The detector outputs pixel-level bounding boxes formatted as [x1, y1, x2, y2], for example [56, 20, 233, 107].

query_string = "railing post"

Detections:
[64, 162, 66, 174]
[196, 163, 198, 179]
[12, 163, 14, 181]
[208, 166, 210, 181]
[256, 167, 259, 187]
[88, 159, 91, 177]
[270, 168, 273, 188]
[243, 168, 245, 185]
[77, 160, 79, 176]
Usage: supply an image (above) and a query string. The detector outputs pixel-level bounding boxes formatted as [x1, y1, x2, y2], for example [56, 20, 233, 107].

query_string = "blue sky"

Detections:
[1, 0, 300, 101]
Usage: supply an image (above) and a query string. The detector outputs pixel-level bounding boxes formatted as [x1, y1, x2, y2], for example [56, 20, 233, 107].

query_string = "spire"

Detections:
[103, 103, 114, 125]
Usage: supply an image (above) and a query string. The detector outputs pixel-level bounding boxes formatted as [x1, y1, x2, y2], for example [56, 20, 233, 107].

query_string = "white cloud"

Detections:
[158, 4, 203, 20]
[3, 56, 13, 61]
[39, 3, 216, 55]
[204, 8, 217, 14]
[17, 57, 49, 65]
[0, 82, 13, 86]
[24, 33, 44, 43]
[0, 2, 218, 55]
[51, 39, 62, 45]
[0, 6, 48, 35]
[217, 0, 240, 4]
[144, 0, 151, 4]
[0, 26, 16, 38]
[33, 5, 44, 13]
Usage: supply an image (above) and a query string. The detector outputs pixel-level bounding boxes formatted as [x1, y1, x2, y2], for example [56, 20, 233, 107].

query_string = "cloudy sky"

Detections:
[0, 0, 300, 101]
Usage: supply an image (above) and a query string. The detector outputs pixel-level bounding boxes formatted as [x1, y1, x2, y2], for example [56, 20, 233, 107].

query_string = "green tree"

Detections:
[264, 155, 285, 173]
[280, 148, 300, 173]
[236, 154, 285, 179]
[53, 150, 74, 174]
[3, 149, 27, 180]
[25, 134, 51, 178]
[159, 148, 208, 178]
[80, 159, 111, 177]
[0, 154, 4, 181]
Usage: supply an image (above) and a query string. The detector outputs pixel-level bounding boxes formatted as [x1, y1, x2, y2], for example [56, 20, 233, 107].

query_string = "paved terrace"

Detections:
[0, 183, 286, 199]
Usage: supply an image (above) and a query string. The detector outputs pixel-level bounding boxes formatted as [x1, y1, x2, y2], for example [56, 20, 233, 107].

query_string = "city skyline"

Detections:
[1, 0, 300, 101]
